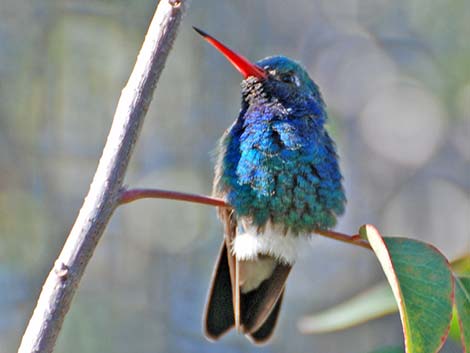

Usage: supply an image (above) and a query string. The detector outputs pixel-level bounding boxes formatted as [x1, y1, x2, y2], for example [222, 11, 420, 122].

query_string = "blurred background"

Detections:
[0, 0, 469, 352]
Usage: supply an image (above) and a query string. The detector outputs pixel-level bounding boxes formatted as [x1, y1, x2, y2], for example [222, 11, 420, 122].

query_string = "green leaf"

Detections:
[455, 276, 470, 352]
[298, 283, 397, 333]
[449, 255, 470, 346]
[449, 306, 462, 342]
[452, 254, 470, 276]
[363, 225, 454, 353]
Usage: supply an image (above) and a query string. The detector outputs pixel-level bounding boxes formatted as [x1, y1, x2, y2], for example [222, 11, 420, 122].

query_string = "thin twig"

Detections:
[315, 229, 372, 250]
[119, 188, 371, 250]
[119, 187, 230, 208]
[17, 1, 189, 353]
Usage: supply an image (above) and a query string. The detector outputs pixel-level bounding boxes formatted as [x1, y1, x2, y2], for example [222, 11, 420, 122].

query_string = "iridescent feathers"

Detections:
[213, 56, 346, 235]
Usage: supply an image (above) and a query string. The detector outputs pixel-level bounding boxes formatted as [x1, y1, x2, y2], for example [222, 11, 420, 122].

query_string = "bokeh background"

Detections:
[1, 0, 469, 352]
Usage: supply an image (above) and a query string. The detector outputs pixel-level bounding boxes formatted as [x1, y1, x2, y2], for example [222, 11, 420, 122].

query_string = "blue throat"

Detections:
[213, 56, 346, 235]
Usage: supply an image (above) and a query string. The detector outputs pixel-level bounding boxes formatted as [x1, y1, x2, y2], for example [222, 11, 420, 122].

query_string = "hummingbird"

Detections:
[194, 27, 346, 344]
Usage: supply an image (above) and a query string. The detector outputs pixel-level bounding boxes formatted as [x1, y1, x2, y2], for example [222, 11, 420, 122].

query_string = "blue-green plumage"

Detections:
[213, 56, 346, 234]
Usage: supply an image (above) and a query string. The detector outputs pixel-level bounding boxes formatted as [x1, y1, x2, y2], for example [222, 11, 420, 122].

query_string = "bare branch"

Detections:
[315, 229, 372, 250]
[17, 1, 189, 352]
[119, 187, 230, 208]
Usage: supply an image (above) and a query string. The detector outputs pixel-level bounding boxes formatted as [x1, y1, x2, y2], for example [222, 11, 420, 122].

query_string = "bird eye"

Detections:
[280, 73, 295, 84]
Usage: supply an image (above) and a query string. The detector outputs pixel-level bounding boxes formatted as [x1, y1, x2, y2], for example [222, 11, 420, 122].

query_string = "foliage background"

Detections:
[0, 0, 468, 352]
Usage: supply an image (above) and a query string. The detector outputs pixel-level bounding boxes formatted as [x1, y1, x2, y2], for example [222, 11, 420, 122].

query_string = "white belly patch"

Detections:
[231, 221, 310, 265]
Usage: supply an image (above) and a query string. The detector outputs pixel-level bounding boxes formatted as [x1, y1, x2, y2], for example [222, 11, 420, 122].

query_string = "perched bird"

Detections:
[194, 27, 346, 344]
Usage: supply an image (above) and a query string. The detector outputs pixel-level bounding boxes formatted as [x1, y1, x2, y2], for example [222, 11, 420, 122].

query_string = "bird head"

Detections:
[194, 27, 325, 116]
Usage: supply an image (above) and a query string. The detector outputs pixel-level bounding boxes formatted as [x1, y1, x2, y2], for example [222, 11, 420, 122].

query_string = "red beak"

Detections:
[193, 27, 267, 79]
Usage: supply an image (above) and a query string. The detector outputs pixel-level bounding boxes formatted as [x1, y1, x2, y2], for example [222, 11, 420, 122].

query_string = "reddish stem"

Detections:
[120, 188, 372, 250]
[119, 188, 231, 208]
[315, 229, 372, 250]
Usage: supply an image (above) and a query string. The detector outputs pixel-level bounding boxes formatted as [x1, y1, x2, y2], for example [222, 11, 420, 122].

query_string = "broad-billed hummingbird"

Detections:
[194, 27, 346, 344]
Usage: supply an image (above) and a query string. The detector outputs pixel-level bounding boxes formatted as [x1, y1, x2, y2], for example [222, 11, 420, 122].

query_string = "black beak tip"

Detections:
[193, 26, 208, 38]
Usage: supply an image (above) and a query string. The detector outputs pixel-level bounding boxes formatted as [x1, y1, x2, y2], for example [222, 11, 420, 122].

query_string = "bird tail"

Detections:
[203, 239, 291, 344]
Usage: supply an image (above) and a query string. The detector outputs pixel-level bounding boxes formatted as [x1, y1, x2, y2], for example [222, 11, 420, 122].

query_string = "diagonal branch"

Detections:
[118, 187, 372, 250]
[17, 1, 189, 352]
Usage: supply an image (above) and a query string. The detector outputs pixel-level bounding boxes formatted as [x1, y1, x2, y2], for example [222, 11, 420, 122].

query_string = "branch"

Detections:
[119, 188, 372, 250]
[17, 1, 189, 352]
[315, 229, 372, 250]
[119, 187, 230, 208]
